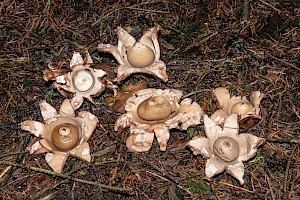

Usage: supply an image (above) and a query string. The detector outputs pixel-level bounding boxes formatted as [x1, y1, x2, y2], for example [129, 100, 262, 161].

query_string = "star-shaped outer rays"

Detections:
[21, 99, 98, 173]
[187, 114, 265, 184]
[114, 88, 204, 152]
[54, 51, 107, 110]
[211, 87, 264, 125]
[98, 26, 168, 83]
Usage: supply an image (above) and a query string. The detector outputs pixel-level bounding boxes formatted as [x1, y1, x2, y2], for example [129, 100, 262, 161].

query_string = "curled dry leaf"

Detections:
[115, 88, 204, 152]
[43, 60, 68, 81]
[98, 26, 168, 83]
[21, 99, 98, 173]
[187, 114, 265, 184]
[94, 63, 117, 80]
[105, 80, 148, 113]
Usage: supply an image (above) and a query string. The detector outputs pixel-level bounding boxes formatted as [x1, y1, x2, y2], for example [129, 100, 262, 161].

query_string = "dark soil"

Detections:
[0, 0, 299, 199]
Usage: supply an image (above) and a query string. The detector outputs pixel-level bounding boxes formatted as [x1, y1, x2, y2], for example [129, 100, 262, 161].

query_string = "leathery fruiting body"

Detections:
[98, 26, 167, 83]
[187, 114, 265, 184]
[211, 87, 264, 125]
[21, 99, 98, 173]
[115, 88, 204, 152]
[54, 51, 107, 109]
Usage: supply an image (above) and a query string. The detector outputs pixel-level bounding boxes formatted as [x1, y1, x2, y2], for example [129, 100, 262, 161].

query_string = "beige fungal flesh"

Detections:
[187, 114, 265, 184]
[98, 26, 168, 83]
[22, 99, 99, 173]
[53, 52, 108, 110]
[127, 43, 155, 68]
[51, 123, 80, 151]
[137, 96, 172, 121]
[115, 88, 204, 152]
[213, 136, 239, 162]
[231, 102, 254, 115]
[73, 70, 95, 92]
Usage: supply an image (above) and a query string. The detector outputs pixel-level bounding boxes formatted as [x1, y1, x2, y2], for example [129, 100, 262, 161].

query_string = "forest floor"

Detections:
[0, 0, 299, 199]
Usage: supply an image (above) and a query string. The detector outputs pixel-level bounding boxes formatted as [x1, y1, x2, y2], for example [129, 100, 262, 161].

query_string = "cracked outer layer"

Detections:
[187, 114, 265, 184]
[98, 26, 168, 83]
[21, 99, 98, 173]
[115, 88, 204, 152]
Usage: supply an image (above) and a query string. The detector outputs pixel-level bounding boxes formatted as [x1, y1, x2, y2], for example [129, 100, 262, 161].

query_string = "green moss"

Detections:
[130, 78, 139, 85]
[180, 23, 206, 44]
[183, 180, 208, 194]
[250, 154, 265, 163]
[22, 79, 32, 85]
[186, 127, 196, 139]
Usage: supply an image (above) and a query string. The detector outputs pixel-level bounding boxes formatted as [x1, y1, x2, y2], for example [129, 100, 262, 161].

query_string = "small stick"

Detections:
[266, 175, 275, 200]
[291, 47, 300, 51]
[288, 172, 300, 198]
[146, 170, 170, 182]
[183, 32, 218, 52]
[182, 89, 212, 99]
[135, 155, 179, 184]
[1, 134, 31, 187]
[241, 0, 250, 24]
[0, 166, 11, 179]
[258, 0, 282, 13]
[284, 144, 298, 198]
[266, 138, 300, 144]
[210, 183, 221, 200]
[91, 1, 169, 27]
[219, 181, 253, 193]
[265, 51, 300, 71]
[0, 161, 132, 194]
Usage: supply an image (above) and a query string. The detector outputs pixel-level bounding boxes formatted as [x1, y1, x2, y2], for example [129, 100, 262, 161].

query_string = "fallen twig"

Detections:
[258, 0, 282, 13]
[135, 154, 179, 184]
[284, 144, 298, 199]
[183, 32, 218, 52]
[219, 181, 254, 193]
[91, 1, 169, 27]
[0, 161, 132, 195]
[265, 51, 300, 71]
[1, 134, 31, 187]
[266, 138, 300, 144]
[266, 175, 276, 200]
[241, 0, 250, 24]
[210, 183, 221, 200]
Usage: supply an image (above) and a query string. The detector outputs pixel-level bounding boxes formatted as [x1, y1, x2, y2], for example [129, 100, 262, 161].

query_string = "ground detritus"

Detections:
[0, 1, 299, 199]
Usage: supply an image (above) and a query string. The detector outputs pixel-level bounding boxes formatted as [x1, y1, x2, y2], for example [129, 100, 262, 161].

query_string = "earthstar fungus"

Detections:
[115, 88, 204, 152]
[211, 87, 264, 125]
[98, 26, 167, 83]
[54, 52, 107, 109]
[21, 99, 98, 173]
[187, 114, 265, 184]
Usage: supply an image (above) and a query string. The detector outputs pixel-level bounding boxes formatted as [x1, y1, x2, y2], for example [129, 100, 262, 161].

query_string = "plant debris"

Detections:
[0, 1, 299, 199]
